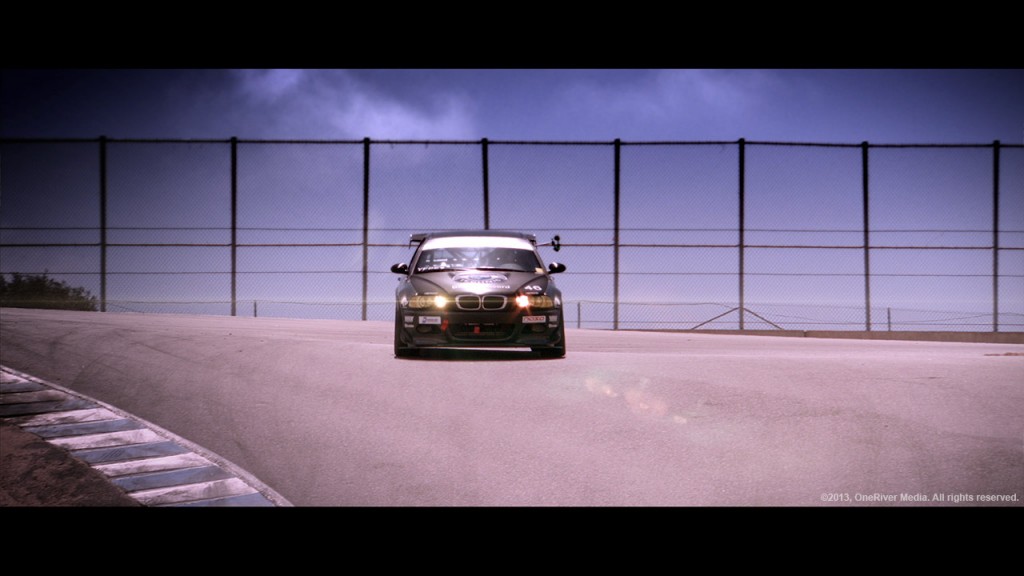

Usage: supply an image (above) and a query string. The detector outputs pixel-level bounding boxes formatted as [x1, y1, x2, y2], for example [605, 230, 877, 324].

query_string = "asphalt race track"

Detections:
[1, 308, 1021, 506]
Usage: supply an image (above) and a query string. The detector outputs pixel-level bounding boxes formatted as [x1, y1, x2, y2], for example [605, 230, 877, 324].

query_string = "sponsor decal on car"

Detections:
[451, 273, 511, 290]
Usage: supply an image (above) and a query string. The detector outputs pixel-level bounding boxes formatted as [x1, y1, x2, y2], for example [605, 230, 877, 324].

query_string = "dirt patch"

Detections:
[984, 352, 1024, 357]
[0, 423, 140, 507]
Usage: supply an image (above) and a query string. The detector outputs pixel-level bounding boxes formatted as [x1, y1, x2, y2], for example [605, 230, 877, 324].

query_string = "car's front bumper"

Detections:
[397, 308, 562, 348]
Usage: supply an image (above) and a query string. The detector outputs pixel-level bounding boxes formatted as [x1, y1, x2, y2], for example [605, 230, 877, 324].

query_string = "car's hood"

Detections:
[411, 270, 549, 295]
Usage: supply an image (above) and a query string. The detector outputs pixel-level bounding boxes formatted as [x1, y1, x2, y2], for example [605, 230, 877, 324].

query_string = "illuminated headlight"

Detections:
[516, 295, 554, 309]
[408, 295, 448, 309]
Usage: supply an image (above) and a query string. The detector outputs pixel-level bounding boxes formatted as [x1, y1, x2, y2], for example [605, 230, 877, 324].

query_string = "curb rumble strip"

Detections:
[1, 365, 292, 507]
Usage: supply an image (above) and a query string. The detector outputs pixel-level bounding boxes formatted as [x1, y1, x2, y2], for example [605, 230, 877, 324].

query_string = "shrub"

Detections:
[0, 273, 98, 311]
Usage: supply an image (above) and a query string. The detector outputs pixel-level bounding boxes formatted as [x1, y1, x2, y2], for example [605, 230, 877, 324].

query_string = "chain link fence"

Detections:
[2, 138, 1021, 332]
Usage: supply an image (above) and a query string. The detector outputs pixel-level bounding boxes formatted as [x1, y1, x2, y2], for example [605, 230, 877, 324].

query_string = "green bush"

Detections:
[0, 273, 98, 311]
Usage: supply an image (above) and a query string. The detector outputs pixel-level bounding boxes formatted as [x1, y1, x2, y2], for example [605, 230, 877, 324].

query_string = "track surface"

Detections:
[1, 308, 1021, 506]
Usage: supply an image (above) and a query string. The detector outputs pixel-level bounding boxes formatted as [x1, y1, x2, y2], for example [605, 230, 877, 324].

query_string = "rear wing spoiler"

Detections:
[408, 232, 560, 251]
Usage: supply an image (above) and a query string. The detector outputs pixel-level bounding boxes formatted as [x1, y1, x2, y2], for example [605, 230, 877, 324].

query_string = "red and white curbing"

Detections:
[1, 365, 292, 507]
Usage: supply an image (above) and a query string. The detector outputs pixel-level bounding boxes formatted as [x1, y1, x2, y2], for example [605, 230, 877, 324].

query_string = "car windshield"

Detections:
[415, 247, 541, 273]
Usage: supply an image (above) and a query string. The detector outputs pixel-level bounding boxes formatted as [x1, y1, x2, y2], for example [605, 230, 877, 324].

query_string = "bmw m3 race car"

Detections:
[391, 230, 567, 358]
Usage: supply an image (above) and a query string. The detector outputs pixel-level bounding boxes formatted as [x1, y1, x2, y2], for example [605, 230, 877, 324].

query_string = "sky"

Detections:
[1, 69, 1022, 330]
[2, 69, 1022, 143]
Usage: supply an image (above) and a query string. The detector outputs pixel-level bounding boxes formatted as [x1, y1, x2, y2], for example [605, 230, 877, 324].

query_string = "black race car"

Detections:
[390, 230, 567, 358]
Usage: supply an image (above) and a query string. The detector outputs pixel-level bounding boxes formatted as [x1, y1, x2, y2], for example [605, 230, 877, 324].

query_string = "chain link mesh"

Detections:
[1, 142, 102, 301]
[999, 146, 1024, 330]
[1, 139, 1020, 331]
[236, 142, 364, 317]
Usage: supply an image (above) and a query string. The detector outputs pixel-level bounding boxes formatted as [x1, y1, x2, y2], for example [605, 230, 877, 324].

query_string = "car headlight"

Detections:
[408, 295, 448, 309]
[516, 294, 554, 309]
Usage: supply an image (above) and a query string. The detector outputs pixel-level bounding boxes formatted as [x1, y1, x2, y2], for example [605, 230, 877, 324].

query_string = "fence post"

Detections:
[482, 138, 490, 230]
[577, 301, 581, 329]
[992, 140, 1000, 333]
[738, 138, 745, 330]
[862, 141, 871, 331]
[230, 137, 238, 317]
[362, 137, 371, 321]
[99, 136, 107, 313]
[613, 139, 621, 330]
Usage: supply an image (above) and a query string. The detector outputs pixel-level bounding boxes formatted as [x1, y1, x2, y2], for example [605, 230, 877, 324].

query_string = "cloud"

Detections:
[325, 89, 475, 140]
[235, 69, 306, 103]
[230, 70, 477, 139]
[557, 69, 783, 139]
[652, 69, 770, 112]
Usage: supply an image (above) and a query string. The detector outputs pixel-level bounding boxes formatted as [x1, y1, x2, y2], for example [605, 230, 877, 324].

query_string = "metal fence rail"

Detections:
[1, 137, 1021, 332]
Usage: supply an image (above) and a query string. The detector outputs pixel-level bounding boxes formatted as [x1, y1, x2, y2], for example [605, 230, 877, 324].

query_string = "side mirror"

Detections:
[391, 263, 409, 275]
[548, 262, 566, 274]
